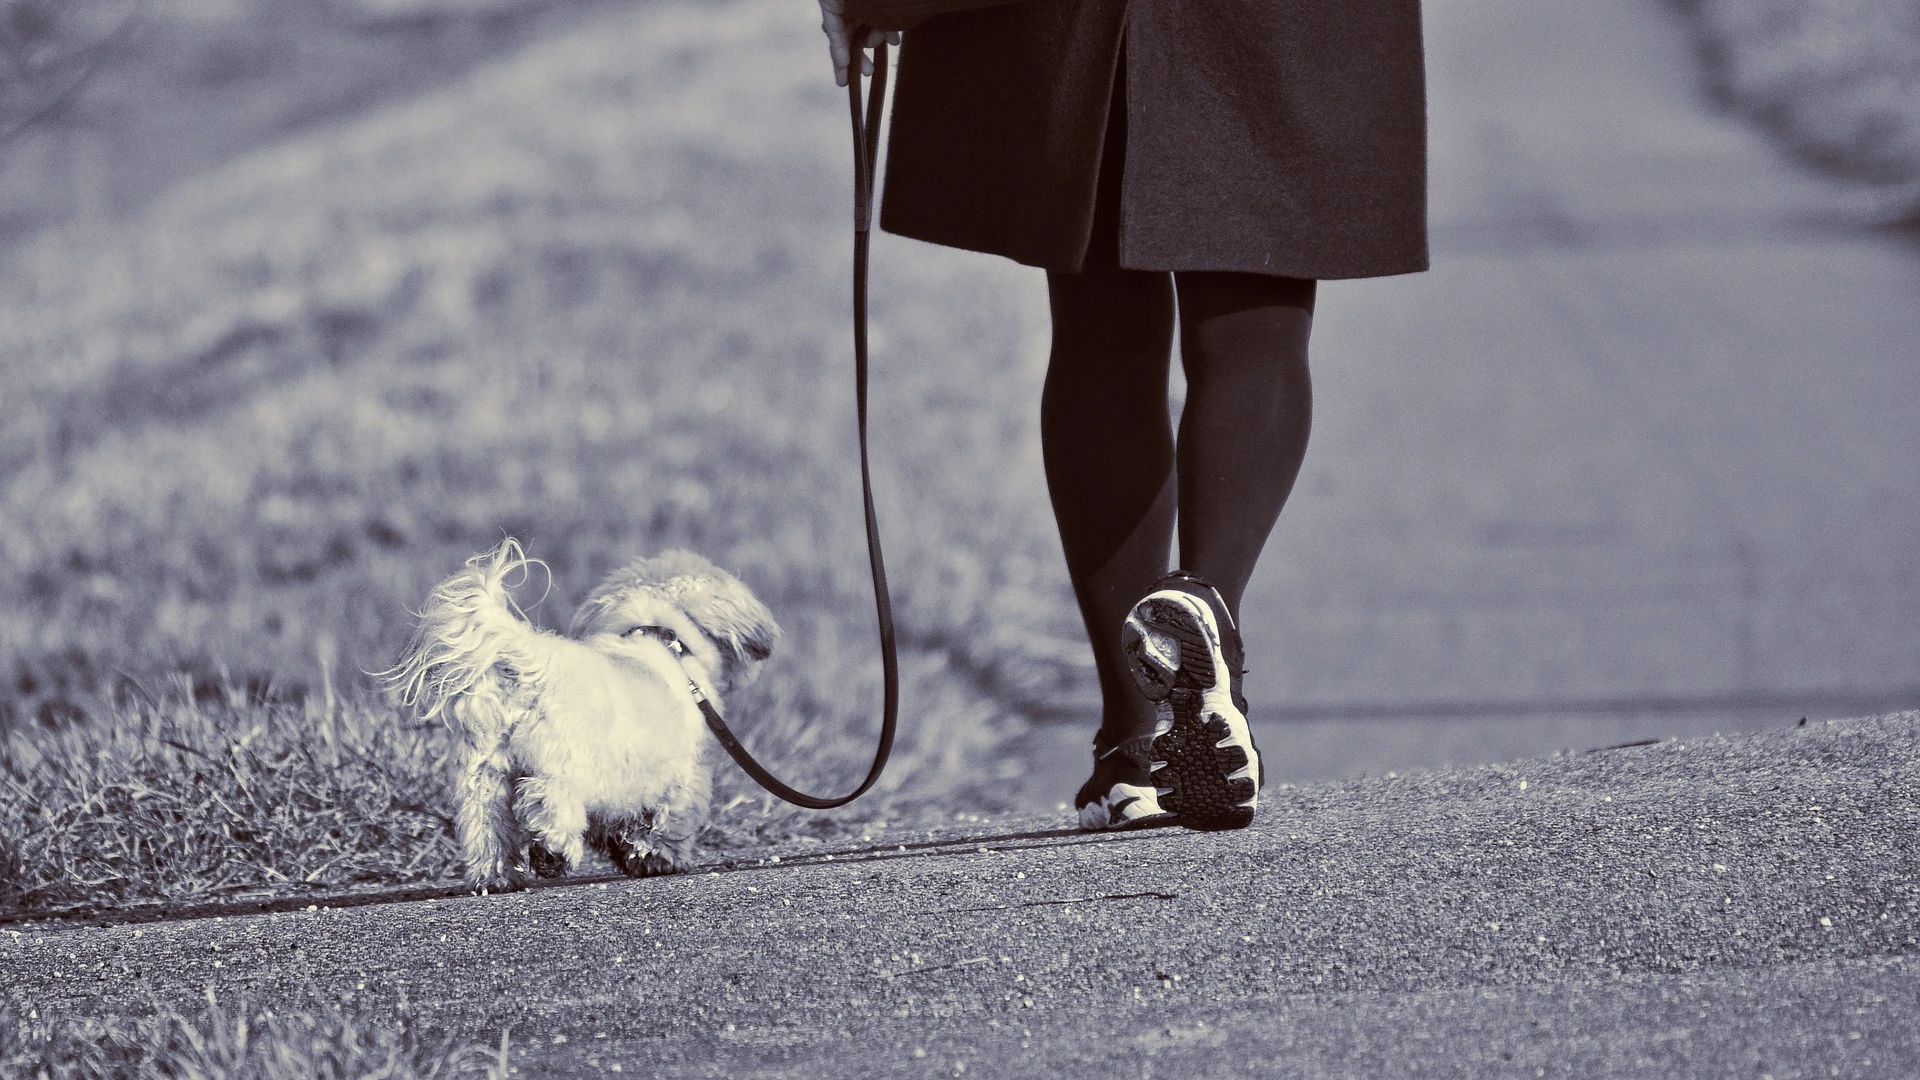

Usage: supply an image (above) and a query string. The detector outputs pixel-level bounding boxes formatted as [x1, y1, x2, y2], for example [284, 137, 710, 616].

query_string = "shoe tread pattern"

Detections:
[1132, 595, 1256, 830]
[1155, 691, 1257, 830]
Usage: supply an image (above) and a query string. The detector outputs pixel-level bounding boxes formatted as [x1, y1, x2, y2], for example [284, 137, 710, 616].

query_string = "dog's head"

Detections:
[568, 550, 780, 698]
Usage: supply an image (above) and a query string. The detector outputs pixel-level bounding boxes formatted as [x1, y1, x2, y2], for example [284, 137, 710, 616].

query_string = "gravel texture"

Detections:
[6, 713, 1914, 1078]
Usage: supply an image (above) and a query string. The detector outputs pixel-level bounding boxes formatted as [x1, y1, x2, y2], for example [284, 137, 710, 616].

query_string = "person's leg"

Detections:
[1042, 241, 1175, 767]
[1171, 271, 1316, 618]
[1042, 41, 1179, 796]
[1113, 271, 1314, 829]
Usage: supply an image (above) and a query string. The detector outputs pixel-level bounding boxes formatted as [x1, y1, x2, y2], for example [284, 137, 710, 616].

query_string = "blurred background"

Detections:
[0, 0, 1915, 805]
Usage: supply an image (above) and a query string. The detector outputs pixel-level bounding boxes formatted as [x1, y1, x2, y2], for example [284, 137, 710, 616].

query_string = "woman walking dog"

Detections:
[817, 0, 1428, 830]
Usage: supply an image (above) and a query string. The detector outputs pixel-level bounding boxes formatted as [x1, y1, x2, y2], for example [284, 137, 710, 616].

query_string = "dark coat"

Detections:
[877, 0, 1429, 279]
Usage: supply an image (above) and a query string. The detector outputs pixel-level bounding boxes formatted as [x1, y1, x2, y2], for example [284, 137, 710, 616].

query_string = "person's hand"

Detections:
[817, 0, 899, 87]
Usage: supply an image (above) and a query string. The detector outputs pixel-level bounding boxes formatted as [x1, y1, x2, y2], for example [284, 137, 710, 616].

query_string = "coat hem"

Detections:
[879, 217, 1429, 279]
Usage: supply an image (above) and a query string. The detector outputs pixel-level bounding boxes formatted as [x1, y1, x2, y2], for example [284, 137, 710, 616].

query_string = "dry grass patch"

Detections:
[0, 663, 1006, 916]
[0, 0, 1091, 916]
[1, 689, 462, 914]
[1, 993, 506, 1080]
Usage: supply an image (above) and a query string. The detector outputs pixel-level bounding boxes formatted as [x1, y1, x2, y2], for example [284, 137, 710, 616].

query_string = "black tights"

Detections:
[1043, 92, 1315, 750]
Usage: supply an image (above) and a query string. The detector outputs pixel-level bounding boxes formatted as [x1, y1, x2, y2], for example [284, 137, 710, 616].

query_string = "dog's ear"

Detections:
[681, 571, 781, 670]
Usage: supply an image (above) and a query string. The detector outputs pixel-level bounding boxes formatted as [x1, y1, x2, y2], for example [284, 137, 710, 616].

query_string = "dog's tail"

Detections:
[381, 538, 557, 725]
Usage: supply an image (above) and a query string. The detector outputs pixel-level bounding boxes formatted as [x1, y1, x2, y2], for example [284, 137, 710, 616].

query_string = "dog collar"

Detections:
[630, 625, 687, 657]
[631, 625, 710, 703]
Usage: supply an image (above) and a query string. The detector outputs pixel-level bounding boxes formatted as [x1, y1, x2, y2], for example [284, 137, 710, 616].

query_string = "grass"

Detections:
[1671, 0, 1920, 208]
[0, 991, 507, 1080]
[0, 0, 619, 246]
[1, 689, 462, 914]
[0, 0, 1092, 917]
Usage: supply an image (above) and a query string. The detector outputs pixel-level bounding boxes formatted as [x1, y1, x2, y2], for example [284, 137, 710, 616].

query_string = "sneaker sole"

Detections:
[1122, 592, 1259, 831]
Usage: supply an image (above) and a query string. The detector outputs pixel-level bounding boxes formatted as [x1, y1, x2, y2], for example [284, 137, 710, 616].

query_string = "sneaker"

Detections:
[1120, 572, 1262, 830]
[1073, 727, 1176, 831]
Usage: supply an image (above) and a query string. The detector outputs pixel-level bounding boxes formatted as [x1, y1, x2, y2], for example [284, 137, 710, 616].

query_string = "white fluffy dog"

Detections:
[385, 539, 779, 890]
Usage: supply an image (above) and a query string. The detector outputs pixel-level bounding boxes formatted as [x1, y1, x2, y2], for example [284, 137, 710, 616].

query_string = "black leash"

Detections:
[692, 42, 897, 810]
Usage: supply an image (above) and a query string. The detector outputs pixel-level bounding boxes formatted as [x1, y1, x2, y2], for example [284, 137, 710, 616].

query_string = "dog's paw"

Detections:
[528, 842, 567, 879]
[637, 851, 687, 877]
[606, 836, 647, 877]
[607, 836, 686, 878]
[615, 851, 685, 878]
[466, 865, 528, 893]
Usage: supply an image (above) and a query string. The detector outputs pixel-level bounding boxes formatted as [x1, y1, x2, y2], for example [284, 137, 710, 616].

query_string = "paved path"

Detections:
[8, 715, 1915, 1077]
[1250, 0, 1920, 723]
[1031, 0, 1920, 798]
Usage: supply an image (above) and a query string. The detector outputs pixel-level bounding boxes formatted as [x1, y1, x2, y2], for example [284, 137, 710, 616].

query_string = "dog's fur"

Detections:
[384, 539, 779, 889]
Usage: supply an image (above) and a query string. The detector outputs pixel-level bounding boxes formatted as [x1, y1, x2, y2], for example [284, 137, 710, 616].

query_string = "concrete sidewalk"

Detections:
[5, 714, 1914, 1077]
[1260, 0, 1920, 713]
